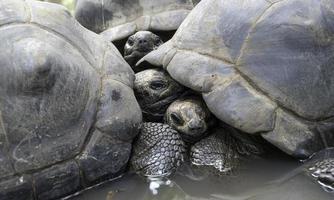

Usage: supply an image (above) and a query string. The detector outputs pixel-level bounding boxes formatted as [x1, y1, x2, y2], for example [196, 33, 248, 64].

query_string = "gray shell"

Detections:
[140, 0, 334, 158]
[0, 0, 141, 199]
[75, 0, 198, 41]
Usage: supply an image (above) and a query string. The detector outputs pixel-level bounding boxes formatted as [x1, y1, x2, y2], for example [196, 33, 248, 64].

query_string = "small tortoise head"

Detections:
[165, 97, 213, 143]
[134, 69, 185, 121]
[124, 31, 163, 69]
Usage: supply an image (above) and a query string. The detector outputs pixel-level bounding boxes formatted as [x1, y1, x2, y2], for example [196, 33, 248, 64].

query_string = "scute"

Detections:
[0, 1, 29, 25]
[0, 175, 33, 200]
[238, 0, 334, 120]
[75, 0, 196, 41]
[140, 0, 334, 158]
[0, 0, 142, 199]
[174, 0, 271, 62]
[0, 25, 99, 173]
[28, 0, 106, 70]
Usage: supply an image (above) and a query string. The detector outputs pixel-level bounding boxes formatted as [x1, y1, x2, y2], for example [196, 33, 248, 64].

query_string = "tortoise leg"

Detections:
[308, 158, 334, 192]
[130, 123, 186, 177]
[190, 127, 265, 174]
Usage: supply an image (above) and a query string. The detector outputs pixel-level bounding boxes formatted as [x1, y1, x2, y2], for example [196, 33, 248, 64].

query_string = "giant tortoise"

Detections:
[139, 0, 334, 159]
[130, 95, 265, 177]
[0, 0, 142, 199]
[74, 0, 199, 42]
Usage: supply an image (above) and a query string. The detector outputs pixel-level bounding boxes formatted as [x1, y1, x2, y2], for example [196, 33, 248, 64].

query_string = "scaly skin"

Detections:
[308, 157, 334, 192]
[190, 126, 265, 174]
[131, 123, 186, 177]
[277, 148, 334, 193]
[131, 97, 265, 177]
[130, 122, 265, 177]
[131, 122, 334, 194]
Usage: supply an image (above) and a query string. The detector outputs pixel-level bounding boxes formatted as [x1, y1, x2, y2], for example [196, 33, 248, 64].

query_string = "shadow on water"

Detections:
[69, 151, 334, 200]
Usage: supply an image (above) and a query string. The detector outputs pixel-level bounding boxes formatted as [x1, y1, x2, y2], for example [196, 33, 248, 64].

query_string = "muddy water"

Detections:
[70, 152, 334, 200]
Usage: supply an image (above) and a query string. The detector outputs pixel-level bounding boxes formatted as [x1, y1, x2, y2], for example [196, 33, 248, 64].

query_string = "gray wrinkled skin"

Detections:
[124, 31, 163, 70]
[276, 148, 334, 193]
[0, 1, 142, 199]
[190, 127, 264, 174]
[309, 159, 334, 191]
[75, 0, 197, 42]
[130, 122, 264, 177]
[134, 69, 186, 122]
[306, 148, 334, 192]
[131, 123, 186, 177]
[139, 0, 334, 159]
[165, 97, 214, 143]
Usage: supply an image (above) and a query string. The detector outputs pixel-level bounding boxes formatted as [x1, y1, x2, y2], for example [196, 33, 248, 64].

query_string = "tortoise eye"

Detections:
[149, 80, 167, 90]
[171, 113, 184, 126]
[127, 37, 134, 46]
[154, 37, 163, 46]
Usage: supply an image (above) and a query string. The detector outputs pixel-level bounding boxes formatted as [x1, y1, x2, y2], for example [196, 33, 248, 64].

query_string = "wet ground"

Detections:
[69, 152, 334, 200]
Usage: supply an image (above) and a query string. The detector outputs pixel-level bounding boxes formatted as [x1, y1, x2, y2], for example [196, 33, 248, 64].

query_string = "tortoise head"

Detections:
[165, 97, 214, 143]
[134, 68, 185, 122]
[124, 31, 163, 70]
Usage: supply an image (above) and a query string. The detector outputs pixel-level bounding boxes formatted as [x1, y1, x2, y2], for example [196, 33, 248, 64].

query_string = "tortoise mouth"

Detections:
[133, 45, 156, 53]
[124, 51, 152, 71]
[180, 131, 208, 144]
[124, 49, 151, 60]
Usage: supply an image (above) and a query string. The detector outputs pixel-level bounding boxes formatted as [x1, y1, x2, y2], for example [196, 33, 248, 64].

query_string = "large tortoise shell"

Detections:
[141, 0, 334, 158]
[75, 0, 198, 41]
[0, 0, 141, 199]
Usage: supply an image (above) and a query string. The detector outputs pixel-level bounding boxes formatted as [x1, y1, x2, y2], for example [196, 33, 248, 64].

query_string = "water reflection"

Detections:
[70, 152, 334, 200]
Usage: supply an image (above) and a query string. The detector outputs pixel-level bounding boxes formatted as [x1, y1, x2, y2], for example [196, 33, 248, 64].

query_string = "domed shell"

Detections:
[75, 0, 198, 41]
[0, 0, 141, 198]
[140, 0, 334, 158]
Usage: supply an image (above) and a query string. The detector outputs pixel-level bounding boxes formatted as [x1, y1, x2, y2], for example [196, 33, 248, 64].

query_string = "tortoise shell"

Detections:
[0, 0, 141, 199]
[140, 0, 334, 158]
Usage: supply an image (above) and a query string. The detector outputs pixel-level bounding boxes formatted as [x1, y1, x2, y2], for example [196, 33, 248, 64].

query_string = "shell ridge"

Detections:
[236, 0, 286, 65]
[168, 48, 334, 123]
[27, 23, 96, 72]
[231, 0, 334, 121]
[24, 0, 32, 22]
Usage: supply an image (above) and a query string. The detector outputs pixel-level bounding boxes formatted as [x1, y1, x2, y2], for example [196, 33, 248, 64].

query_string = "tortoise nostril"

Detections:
[138, 39, 147, 44]
[189, 126, 203, 132]
[188, 123, 204, 132]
